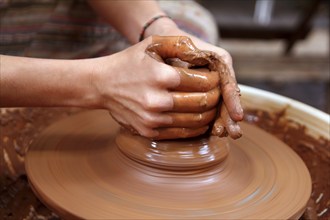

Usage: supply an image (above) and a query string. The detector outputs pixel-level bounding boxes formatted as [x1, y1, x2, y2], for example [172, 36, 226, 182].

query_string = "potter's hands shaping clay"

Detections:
[146, 36, 243, 139]
[92, 37, 218, 139]
[93, 36, 241, 140]
[1, 36, 241, 140]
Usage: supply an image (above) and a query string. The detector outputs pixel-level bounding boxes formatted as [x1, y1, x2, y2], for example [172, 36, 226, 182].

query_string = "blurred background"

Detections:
[0, 1, 328, 219]
[199, 0, 329, 113]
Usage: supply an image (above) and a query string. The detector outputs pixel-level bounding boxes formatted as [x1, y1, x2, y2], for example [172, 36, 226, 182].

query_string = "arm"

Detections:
[0, 55, 99, 108]
[0, 39, 220, 140]
[87, 0, 176, 44]
[0, 1, 241, 139]
[0, 39, 178, 138]
[87, 0, 243, 136]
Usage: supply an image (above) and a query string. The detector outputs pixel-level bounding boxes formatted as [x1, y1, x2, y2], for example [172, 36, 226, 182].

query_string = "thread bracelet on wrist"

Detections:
[139, 15, 171, 42]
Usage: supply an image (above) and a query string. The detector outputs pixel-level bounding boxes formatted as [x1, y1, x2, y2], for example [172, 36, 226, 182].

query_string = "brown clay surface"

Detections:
[244, 109, 330, 219]
[144, 36, 243, 140]
[1, 107, 329, 219]
[0, 107, 83, 219]
[25, 110, 311, 219]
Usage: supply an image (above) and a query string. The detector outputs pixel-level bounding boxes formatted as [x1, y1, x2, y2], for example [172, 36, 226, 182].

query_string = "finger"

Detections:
[150, 61, 181, 89]
[221, 81, 243, 121]
[211, 102, 226, 137]
[187, 49, 243, 121]
[171, 67, 220, 92]
[226, 119, 242, 139]
[172, 87, 220, 112]
[165, 58, 193, 68]
[211, 119, 227, 138]
[212, 103, 242, 139]
[153, 126, 209, 140]
[147, 36, 199, 59]
[147, 36, 215, 66]
[109, 103, 159, 138]
[112, 88, 174, 116]
[140, 89, 174, 112]
[166, 108, 216, 128]
[110, 113, 159, 138]
[218, 57, 244, 121]
[113, 100, 174, 129]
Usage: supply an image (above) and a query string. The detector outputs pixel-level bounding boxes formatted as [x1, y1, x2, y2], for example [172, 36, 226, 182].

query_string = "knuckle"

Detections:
[138, 128, 156, 138]
[142, 94, 158, 111]
[142, 92, 172, 111]
[140, 113, 158, 128]
[155, 67, 180, 86]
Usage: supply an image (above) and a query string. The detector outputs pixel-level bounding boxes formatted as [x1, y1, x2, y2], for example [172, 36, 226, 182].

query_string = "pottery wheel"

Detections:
[25, 110, 311, 219]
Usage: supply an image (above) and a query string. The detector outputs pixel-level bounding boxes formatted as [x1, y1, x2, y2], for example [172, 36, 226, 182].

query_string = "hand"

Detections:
[87, 0, 242, 138]
[184, 35, 244, 139]
[146, 25, 244, 139]
[91, 37, 219, 139]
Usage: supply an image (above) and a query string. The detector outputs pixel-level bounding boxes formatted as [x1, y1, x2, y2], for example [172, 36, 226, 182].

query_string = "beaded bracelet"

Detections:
[139, 15, 171, 42]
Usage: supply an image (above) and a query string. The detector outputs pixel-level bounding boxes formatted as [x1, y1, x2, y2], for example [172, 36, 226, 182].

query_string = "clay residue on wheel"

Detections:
[24, 110, 311, 219]
[1, 108, 329, 219]
[244, 109, 330, 219]
[0, 108, 82, 220]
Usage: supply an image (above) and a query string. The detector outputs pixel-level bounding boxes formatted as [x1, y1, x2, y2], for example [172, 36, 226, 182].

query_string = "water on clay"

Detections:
[25, 110, 311, 219]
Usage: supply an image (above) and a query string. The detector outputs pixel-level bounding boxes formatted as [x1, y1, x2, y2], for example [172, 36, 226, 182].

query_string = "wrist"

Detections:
[143, 18, 209, 49]
[40, 58, 103, 109]
[143, 17, 179, 38]
[75, 58, 105, 109]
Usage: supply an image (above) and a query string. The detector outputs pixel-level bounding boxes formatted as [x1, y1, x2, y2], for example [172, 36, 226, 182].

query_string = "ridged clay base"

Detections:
[25, 110, 311, 219]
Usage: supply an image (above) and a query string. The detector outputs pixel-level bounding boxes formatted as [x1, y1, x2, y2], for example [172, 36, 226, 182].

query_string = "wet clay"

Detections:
[20, 37, 316, 219]
[126, 36, 243, 140]
[2, 37, 325, 218]
[0, 108, 83, 219]
[116, 129, 229, 171]
[25, 110, 311, 219]
[1, 107, 328, 219]
[244, 109, 330, 219]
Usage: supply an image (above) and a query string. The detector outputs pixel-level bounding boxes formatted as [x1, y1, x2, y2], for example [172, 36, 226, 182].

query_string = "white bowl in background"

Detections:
[240, 84, 330, 139]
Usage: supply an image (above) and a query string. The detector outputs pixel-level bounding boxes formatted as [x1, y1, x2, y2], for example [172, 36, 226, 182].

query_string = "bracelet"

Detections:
[139, 15, 171, 42]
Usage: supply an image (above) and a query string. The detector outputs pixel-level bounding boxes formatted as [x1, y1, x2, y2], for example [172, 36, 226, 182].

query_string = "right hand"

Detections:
[91, 37, 219, 139]
[145, 36, 242, 139]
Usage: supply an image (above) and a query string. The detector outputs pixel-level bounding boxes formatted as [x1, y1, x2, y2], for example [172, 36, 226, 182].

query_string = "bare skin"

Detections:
[145, 36, 243, 139]
[0, 0, 243, 140]
[88, 0, 244, 139]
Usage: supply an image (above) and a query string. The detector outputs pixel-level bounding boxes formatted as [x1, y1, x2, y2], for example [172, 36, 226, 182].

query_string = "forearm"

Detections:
[0, 55, 99, 108]
[87, 0, 175, 44]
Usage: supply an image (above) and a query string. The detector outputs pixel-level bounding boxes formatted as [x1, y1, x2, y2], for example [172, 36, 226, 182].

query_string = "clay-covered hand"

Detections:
[91, 37, 218, 139]
[146, 36, 243, 139]
[154, 66, 221, 140]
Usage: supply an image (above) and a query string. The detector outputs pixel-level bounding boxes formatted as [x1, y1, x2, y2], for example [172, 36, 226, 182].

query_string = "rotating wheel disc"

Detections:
[25, 110, 311, 219]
